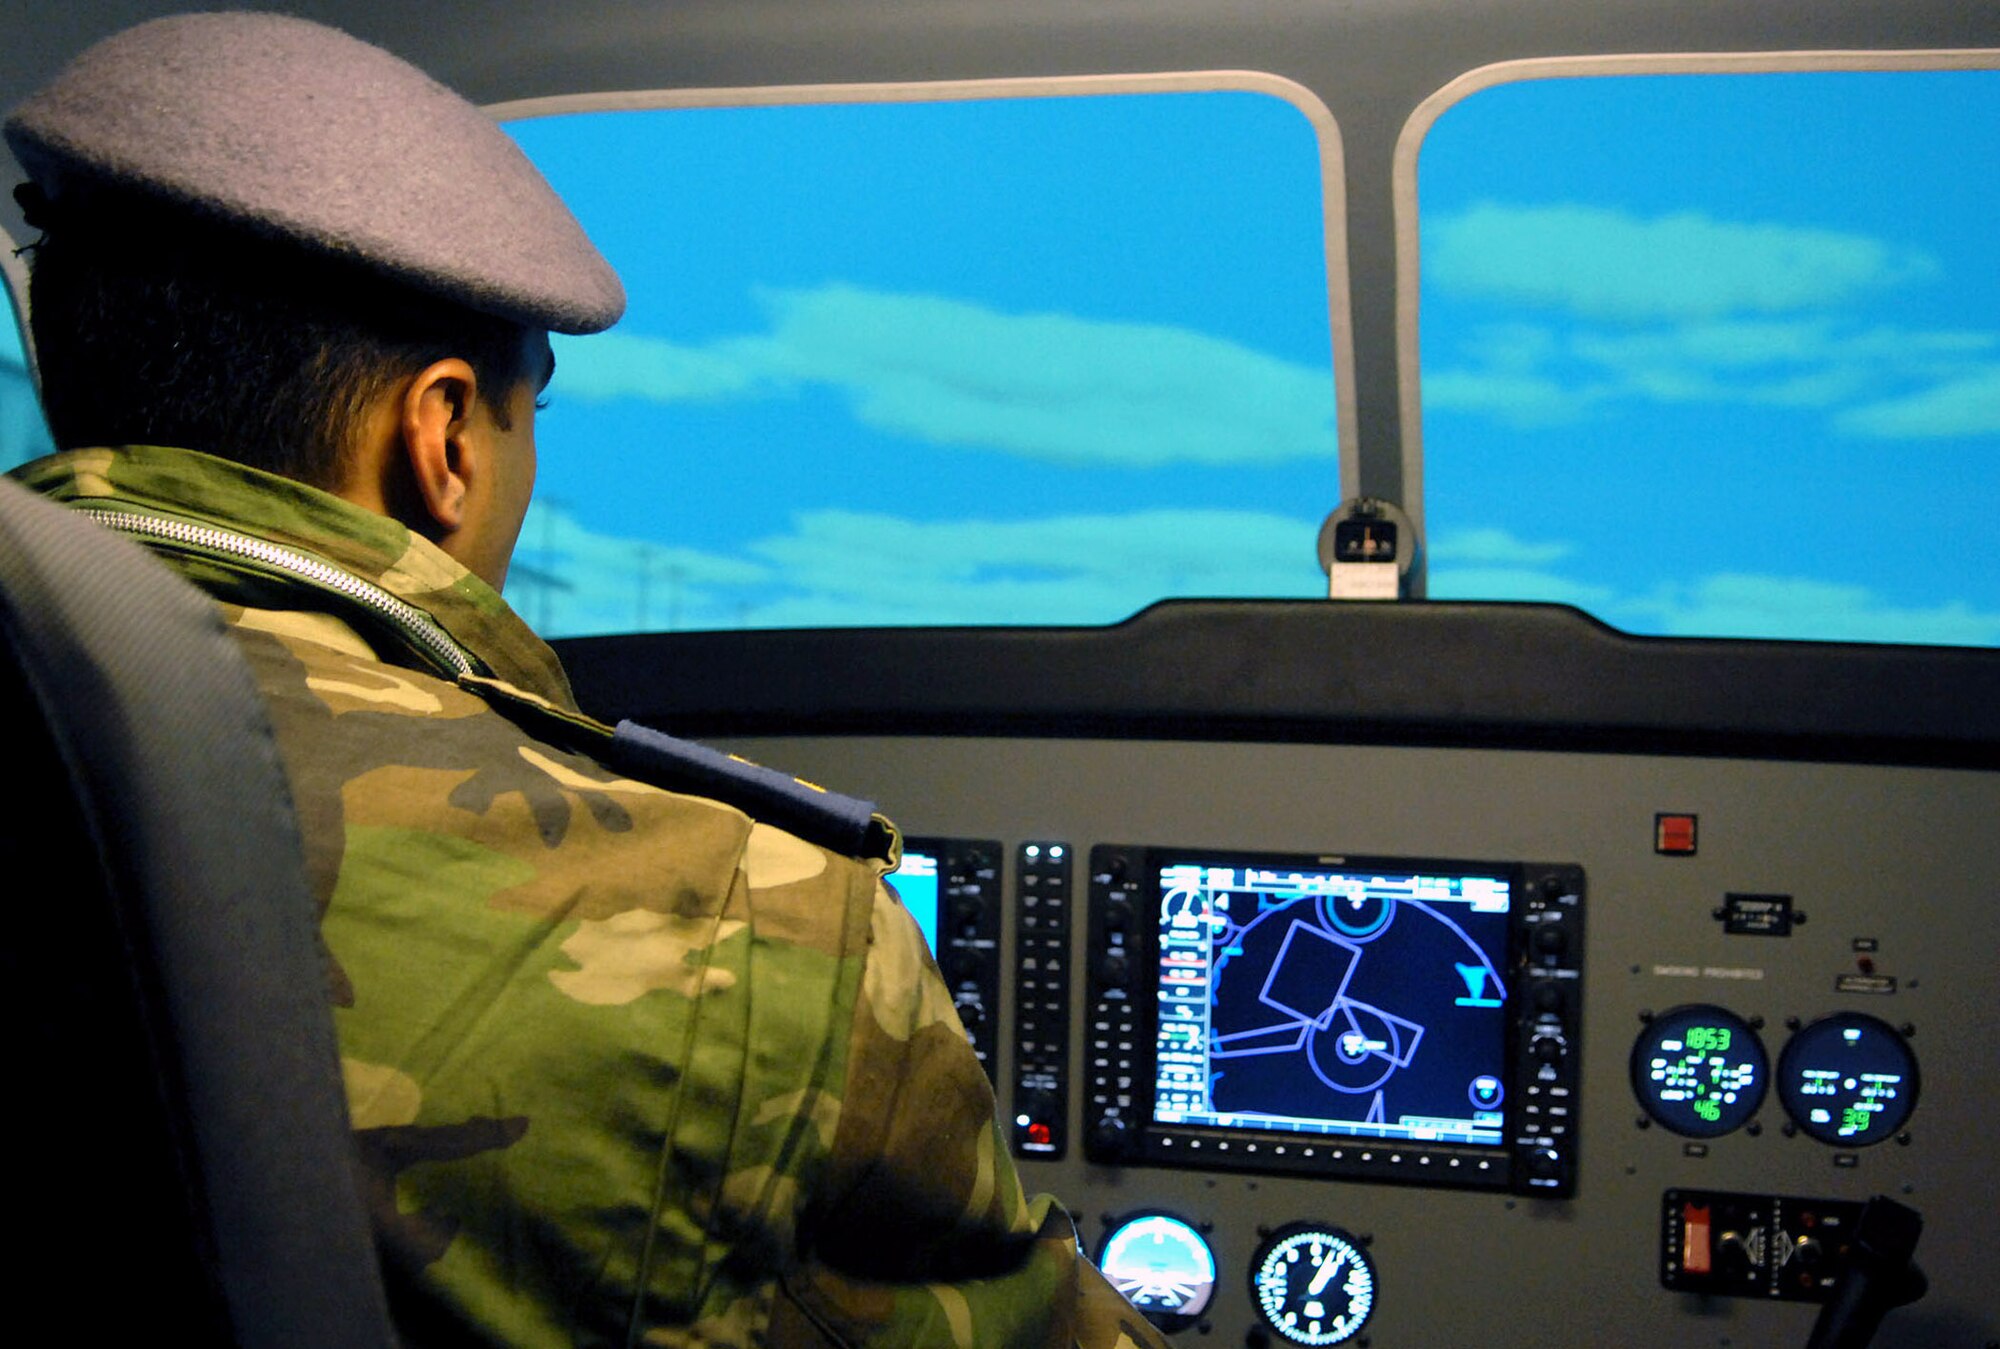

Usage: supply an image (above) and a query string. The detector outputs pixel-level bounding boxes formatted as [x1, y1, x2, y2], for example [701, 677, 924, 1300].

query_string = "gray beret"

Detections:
[5, 12, 624, 334]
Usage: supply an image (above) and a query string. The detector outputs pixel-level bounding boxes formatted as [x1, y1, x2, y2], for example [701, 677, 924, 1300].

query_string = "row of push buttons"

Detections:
[1012, 842, 1071, 1158]
[927, 839, 1002, 1080]
[1083, 847, 1145, 1161]
[1515, 868, 1585, 1192]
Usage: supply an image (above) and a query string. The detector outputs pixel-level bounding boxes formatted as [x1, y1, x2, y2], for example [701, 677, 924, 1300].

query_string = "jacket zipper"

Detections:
[74, 505, 477, 679]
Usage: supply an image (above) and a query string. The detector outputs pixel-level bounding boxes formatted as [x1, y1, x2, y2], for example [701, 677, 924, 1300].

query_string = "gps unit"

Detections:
[1082, 845, 1584, 1195]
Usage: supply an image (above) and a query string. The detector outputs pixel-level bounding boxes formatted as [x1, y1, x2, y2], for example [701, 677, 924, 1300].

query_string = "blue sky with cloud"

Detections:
[514, 499, 1318, 635]
[1420, 70, 2000, 644]
[500, 72, 1999, 644]
[553, 286, 1338, 469]
[505, 92, 1341, 634]
[7, 74, 1988, 644]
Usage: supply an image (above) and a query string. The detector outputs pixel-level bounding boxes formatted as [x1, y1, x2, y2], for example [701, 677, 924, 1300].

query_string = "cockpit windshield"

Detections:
[1415, 64, 2000, 646]
[500, 84, 1348, 636]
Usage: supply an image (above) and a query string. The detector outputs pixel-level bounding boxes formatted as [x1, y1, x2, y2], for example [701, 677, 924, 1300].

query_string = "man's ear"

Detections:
[399, 357, 482, 533]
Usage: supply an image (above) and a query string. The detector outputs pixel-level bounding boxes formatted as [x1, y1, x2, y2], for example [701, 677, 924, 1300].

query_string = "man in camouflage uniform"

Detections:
[6, 15, 1169, 1348]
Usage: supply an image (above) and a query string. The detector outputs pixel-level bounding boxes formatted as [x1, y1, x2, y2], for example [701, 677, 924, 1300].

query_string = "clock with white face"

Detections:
[1249, 1224, 1377, 1346]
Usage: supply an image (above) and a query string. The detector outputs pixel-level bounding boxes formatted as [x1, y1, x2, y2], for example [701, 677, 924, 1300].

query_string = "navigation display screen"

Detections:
[1149, 855, 1513, 1148]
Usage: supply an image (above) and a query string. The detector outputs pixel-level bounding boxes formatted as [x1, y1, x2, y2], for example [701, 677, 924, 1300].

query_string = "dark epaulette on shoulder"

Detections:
[458, 674, 897, 864]
[603, 719, 897, 864]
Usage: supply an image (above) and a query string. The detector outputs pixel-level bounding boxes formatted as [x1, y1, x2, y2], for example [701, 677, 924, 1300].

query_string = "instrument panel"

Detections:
[561, 601, 2000, 1347]
[723, 733, 1996, 1347]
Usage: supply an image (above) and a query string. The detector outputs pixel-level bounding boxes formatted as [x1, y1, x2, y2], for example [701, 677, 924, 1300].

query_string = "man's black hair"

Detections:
[21, 188, 535, 490]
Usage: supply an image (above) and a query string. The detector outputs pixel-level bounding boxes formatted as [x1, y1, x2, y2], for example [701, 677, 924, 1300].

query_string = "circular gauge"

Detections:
[1097, 1212, 1216, 1330]
[1249, 1223, 1377, 1346]
[1777, 1012, 1920, 1146]
[1630, 1004, 1768, 1138]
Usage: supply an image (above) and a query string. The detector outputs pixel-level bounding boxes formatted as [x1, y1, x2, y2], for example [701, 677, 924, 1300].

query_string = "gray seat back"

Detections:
[0, 475, 396, 1348]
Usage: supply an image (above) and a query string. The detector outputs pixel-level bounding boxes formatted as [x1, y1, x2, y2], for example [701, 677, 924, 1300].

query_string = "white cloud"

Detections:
[1421, 522, 2000, 646]
[548, 284, 1339, 468]
[1421, 203, 2000, 441]
[1428, 566, 1614, 607]
[550, 330, 767, 403]
[1835, 364, 2000, 439]
[1616, 573, 2000, 646]
[743, 507, 1323, 626]
[507, 503, 1326, 636]
[1421, 367, 1610, 428]
[1428, 527, 1574, 567]
[747, 286, 1337, 467]
[1457, 322, 1564, 373]
[505, 502, 2000, 647]
[1425, 526, 1605, 606]
[1426, 203, 1936, 322]
[504, 499, 774, 637]
[1567, 321, 1992, 406]
[1425, 313, 2000, 434]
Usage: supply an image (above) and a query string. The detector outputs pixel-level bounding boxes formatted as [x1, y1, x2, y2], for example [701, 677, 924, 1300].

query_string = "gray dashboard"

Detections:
[560, 601, 2000, 1347]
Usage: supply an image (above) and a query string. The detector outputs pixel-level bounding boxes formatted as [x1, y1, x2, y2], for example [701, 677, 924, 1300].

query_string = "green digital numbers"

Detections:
[1775, 1013, 1920, 1147]
[1631, 1006, 1770, 1139]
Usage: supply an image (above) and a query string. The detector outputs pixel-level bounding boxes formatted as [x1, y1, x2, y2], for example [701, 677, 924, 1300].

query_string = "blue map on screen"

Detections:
[1152, 859, 1511, 1146]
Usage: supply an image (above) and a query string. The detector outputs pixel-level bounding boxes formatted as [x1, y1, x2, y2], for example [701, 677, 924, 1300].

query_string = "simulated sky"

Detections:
[5, 69, 1990, 647]
[502, 90, 1342, 636]
[1420, 69, 2000, 645]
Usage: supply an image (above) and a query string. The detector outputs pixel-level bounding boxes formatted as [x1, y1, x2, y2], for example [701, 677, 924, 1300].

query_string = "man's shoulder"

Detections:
[224, 600, 888, 943]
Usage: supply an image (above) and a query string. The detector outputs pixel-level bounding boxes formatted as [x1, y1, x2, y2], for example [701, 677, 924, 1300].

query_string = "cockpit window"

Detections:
[501, 84, 1348, 636]
[1412, 64, 2000, 646]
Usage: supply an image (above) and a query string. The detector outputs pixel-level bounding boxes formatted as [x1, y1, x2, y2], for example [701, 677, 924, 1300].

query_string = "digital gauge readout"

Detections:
[1097, 1213, 1216, 1329]
[1249, 1224, 1377, 1346]
[1777, 1012, 1919, 1146]
[1631, 1004, 1768, 1137]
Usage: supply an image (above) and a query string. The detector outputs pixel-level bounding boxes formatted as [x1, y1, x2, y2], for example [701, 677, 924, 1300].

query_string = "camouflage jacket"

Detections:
[18, 445, 1167, 1349]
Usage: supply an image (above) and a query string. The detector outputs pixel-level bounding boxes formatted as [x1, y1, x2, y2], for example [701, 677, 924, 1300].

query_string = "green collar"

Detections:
[13, 444, 579, 710]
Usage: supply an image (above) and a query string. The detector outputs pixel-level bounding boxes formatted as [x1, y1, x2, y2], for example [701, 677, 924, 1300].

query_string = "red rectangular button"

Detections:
[1683, 1202, 1712, 1274]
[1655, 813, 1698, 855]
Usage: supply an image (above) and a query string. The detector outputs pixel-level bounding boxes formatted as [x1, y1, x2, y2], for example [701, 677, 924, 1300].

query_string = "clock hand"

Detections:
[1307, 1248, 1346, 1296]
